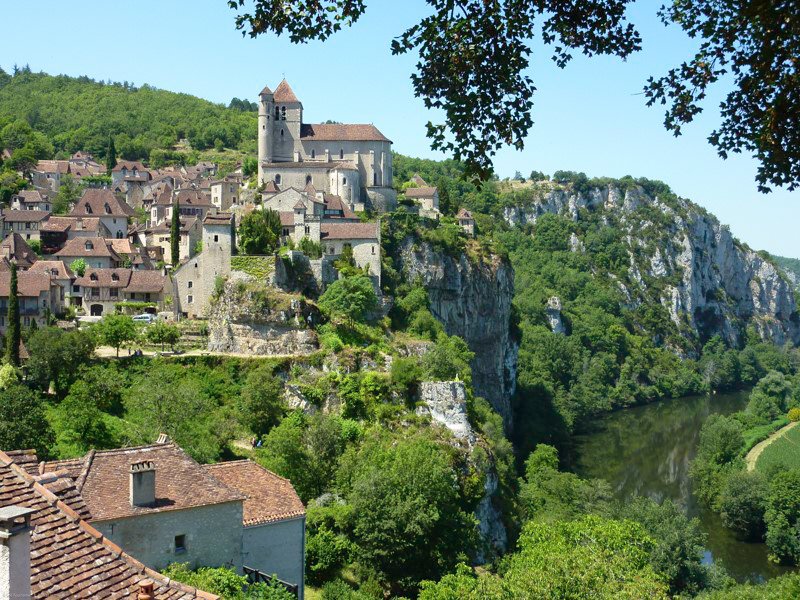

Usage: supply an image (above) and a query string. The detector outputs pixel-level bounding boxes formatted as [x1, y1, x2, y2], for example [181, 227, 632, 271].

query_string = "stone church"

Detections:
[257, 80, 396, 213]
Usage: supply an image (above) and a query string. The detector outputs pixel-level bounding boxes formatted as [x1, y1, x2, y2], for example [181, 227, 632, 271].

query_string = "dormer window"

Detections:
[104, 203, 112, 214]
[85, 241, 94, 250]
[342, 177, 347, 186]
[84, 203, 92, 214]
[90, 273, 98, 281]
[111, 273, 119, 282]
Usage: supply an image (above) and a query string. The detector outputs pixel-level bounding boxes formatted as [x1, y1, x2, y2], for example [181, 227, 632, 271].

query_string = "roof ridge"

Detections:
[0, 450, 219, 600]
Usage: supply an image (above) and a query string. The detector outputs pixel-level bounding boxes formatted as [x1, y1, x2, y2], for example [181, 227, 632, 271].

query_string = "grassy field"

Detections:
[756, 422, 800, 472]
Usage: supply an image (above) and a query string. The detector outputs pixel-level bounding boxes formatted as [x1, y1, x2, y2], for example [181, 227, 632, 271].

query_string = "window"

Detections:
[25, 222, 30, 229]
[188, 281, 193, 289]
[281, 106, 286, 120]
[90, 273, 98, 281]
[174, 535, 186, 554]
[85, 241, 94, 250]
[187, 295, 193, 304]
[371, 246, 375, 255]
[275, 106, 280, 120]
[111, 273, 119, 282]
[342, 177, 347, 186]
[104, 203, 112, 214]
[280, 129, 284, 138]
[85, 203, 92, 214]
[373, 173, 378, 186]
[214, 234, 219, 242]
[275, 174, 281, 185]
[339, 149, 344, 160]
[306, 175, 312, 185]
[110, 288, 118, 297]
[304, 225, 310, 234]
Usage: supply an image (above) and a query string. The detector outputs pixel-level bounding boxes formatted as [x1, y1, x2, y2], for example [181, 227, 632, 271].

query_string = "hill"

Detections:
[0, 68, 257, 165]
[771, 254, 800, 290]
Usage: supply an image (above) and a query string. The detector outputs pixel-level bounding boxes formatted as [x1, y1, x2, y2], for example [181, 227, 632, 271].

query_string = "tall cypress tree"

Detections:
[6, 262, 21, 367]
[106, 137, 117, 175]
[170, 200, 180, 266]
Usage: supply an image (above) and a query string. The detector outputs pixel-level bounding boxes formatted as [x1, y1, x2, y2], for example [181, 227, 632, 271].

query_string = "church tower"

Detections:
[273, 80, 303, 162]
[258, 85, 274, 184]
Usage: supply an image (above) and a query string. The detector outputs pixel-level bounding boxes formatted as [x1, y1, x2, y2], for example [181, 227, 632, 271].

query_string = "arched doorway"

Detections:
[90, 304, 104, 316]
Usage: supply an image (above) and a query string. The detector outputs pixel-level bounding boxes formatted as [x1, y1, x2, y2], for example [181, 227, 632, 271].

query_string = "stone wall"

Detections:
[242, 517, 305, 600]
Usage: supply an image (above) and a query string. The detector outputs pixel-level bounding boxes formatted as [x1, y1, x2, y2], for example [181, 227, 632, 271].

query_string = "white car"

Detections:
[132, 313, 157, 324]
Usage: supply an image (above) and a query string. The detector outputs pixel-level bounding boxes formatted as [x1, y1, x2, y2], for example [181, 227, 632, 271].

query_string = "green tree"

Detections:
[238, 209, 281, 255]
[53, 174, 82, 214]
[145, 321, 181, 351]
[4, 262, 20, 366]
[26, 327, 96, 396]
[69, 258, 87, 277]
[50, 380, 114, 458]
[105, 136, 116, 174]
[318, 275, 377, 324]
[765, 469, 800, 564]
[422, 333, 475, 382]
[718, 470, 768, 542]
[95, 314, 138, 357]
[170, 200, 180, 266]
[162, 563, 294, 600]
[0, 384, 54, 458]
[238, 363, 285, 435]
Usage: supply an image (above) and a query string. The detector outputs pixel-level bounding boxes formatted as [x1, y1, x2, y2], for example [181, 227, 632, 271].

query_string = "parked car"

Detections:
[132, 313, 157, 324]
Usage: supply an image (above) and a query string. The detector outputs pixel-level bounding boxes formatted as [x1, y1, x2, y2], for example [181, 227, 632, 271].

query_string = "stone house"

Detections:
[111, 160, 151, 185]
[11, 190, 52, 212]
[73, 268, 168, 316]
[69, 188, 136, 239]
[28, 260, 77, 308]
[0, 209, 50, 242]
[39, 438, 305, 598]
[0, 270, 60, 333]
[147, 216, 201, 266]
[40, 216, 112, 255]
[68, 150, 104, 173]
[404, 174, 440, 218]
[257, 80, 396, 212]
[55, 237, 123, 269]
[172, 213, 233, 319]
[210, 175, 242, 211]
[0, 233, 39, 270]
[319, 221, 381, 286]
[0, 449, 218, 599]
[457, 208, 475, 237]
[151, 189, 214, 226]
[32, 160, 71, 190]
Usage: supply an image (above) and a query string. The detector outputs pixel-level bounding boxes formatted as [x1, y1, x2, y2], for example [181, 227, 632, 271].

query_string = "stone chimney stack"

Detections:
[129, 461, 156, 507]
[137, 580, 155, 600]
[0, 506, 36, 600]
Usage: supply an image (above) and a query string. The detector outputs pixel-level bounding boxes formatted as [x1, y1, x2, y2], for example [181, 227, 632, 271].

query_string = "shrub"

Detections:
[789, 408, 800, 422]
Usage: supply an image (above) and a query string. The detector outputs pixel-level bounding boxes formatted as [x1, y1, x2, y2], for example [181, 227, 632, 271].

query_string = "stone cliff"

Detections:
[396, 238, 519, 426]
[503, 183, 800, 350]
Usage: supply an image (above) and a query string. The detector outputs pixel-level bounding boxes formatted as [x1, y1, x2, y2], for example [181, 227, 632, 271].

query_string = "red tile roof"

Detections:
[70, 189, 136, 218]
[35, 160, 70, 174]
[28, 260, 74, 280]
[300, 123, 390, 142]
[42, 443, 244, 522]
[55, 237, 121, 260]
[0, 233, 38, 268]
[263, 181, 281, 193]
[204, 460, 305, 526]
[456, 208, 474, 220]
[0, 271, 51, 297]
[405, 186, 438, 199]
[111, 160, 147, 174]
[1, 209, 50, 222]
[273, 79, 300, 104]
[41, 216, 107, 234]
[126, 270, 167, 294]
[74, 268, 132, 289]
[0, 450, 218, 599]
[320, 222, 379, 241]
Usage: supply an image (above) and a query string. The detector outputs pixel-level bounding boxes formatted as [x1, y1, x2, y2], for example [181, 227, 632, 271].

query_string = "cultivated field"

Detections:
[755, 422, 800, 472]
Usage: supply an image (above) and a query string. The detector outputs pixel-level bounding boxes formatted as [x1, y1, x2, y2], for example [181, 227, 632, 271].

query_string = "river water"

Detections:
[574, 391, 793, 583]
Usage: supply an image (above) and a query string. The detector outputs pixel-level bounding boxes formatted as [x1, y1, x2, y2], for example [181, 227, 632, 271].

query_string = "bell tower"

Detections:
[258, 85, 274, 184]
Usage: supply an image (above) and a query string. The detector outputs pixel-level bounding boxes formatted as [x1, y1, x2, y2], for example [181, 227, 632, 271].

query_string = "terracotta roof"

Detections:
[108, 238, 134, 255]
[405, 186, 437, 199]
[1, 209, 50, 222]
[456, 208, 474, 219]
[111, 160, 147, 173]
[273, 79, 300, 104]
[41, 216, 106, 234]
[3, 449, 39, 475]
[259, 85, 273, 97]
[16, 190, 50, 203]
[0, 233, 38, 268]
[320, 221, 379, 241]
[278, 212, 295, 226]
[42, 443, 244, 522]
[74, 268, 132, 289]
[55, 237, 121, 260]
[35, 160, 70, 174]
[303, 183, 318, 196]
[204, 460, 305, 526]
[300, 123, 390, 142]
[28, 260, 74, 280]
[293, 199, 307, 210]
[0, 450, 218, 599]
[126, 270, 167, 293]
[263, 181, 281, 193]
[203, 213, 233, 226]
[174, 189, 213, 206]
[0, 271, 51, 297]
[261, 161, 356, 171]
[323, 193, 357, 219]
[151, 216, 198, 234]
[411, 173, 429, 187]
[70, 189, 136, 218]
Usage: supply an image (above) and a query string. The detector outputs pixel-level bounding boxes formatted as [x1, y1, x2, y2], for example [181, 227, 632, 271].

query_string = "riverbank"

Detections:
[746, 421, 800, 471]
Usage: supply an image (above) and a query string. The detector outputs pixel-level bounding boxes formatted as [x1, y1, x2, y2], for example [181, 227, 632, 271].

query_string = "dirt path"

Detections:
[94, 345, 306, 360]
[745, 421, 799, 471]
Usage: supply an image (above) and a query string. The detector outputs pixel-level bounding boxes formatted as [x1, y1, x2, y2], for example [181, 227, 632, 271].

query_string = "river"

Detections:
[574, 390, 793, 583]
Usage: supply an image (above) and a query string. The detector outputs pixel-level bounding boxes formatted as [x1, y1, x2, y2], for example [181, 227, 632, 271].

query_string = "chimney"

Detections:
[137, 580, 155, 600]
[129, 461, 156, 507]
[0, 506, 36, 600]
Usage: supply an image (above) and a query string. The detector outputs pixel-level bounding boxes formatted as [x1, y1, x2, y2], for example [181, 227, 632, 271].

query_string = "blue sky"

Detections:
[3, 1, 798, 257]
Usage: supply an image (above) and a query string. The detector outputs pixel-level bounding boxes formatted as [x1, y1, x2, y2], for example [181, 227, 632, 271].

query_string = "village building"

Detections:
[0, 233, 39, 270]
[0, 209, 50, 242]
[73, 267, 168, 316]
[10, 189, 52, 212]
[69, 188, 136, 239]
[150, 188, 214, 226]
[210, 175, 242, 211]
[0, 449, 218, 599]
[68, 150, 105, 173]
[0, 270, 60, 332]
[147, 216, 201, 266]
[257, 80, 396, 212]
[55, 237, 123, 269]
[172, 213, 233, 319]
[457, 208, 476, 237]
[403, 174, 440, 218]
[38, 437, 305, 598]
[110, 160, 151, 186]
[28, 260, 76, 308]
[40, 216, 111, 255]
[32, 160, 71, 190]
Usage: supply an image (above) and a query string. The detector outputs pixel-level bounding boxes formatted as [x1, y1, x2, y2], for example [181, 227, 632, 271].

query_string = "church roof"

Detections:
[300, 123, 390, 143]
[274, 79, 300, 104]
[259, 85, 273, 96]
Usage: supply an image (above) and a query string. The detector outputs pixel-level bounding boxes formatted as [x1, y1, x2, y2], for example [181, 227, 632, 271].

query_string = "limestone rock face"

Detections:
[545, 296, 566, 335]
[207, 282, 319, 355]
[504, 184, 800, 350]
[417, 380, 508, 556]
[397, 239, 518, 426]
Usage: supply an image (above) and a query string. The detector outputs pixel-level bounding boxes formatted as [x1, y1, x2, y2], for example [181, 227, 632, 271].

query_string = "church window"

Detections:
[373, 173, 378, 186]
[306, 175, 312, 185]
[214, 234, 219, 242]
[281, 106, 286, 120]
[275, 106, 280, 119]
[280, 129, 284, 138]
[342, 177, 346, 186]
[372, 246, 375, 255]
[339, 149, 344, 160]
[84, 203, 92, 214]
[275, 174, 281, 185]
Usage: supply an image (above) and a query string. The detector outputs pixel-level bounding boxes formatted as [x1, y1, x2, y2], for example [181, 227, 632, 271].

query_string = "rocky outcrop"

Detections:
[504, 184, 800, 349]
[545, 296, 566, 335]
[207, 281, 319, 355]
[417, 380, 508, 557]
[397, 239, 518, 426]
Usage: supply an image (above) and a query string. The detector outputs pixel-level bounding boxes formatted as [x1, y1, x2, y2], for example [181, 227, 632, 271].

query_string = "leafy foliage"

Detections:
[239, 210, 282, 255]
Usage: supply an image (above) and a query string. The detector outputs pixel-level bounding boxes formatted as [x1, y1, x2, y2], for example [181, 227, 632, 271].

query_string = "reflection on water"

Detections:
[575, 391, 794, 582]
